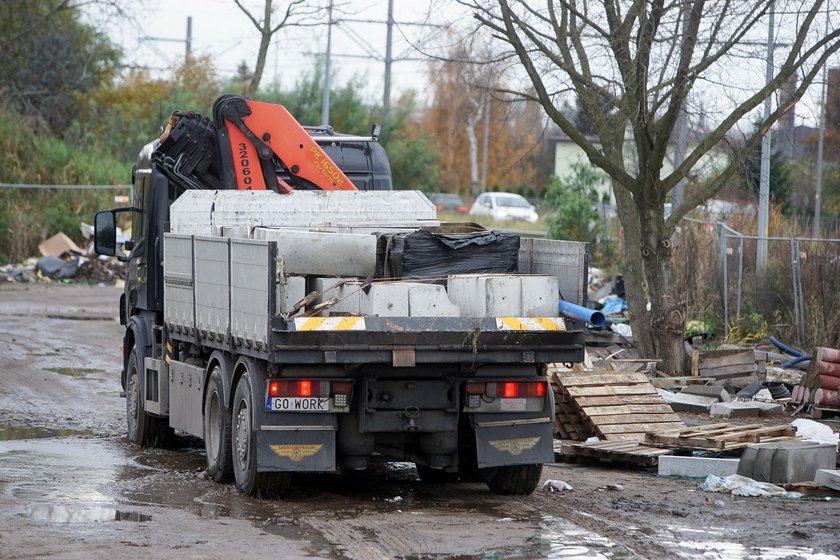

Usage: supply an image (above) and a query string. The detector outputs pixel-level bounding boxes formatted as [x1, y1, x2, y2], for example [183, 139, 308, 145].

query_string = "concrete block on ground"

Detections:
[668, 393, 718, 414]
[710, 401, 763, 418]
[738, 440, 838, 483]
[658, 456, 740, 478]
[680, 385, 731, 402]
[815, 469, 840, 491]
[755, 401, 784, 416]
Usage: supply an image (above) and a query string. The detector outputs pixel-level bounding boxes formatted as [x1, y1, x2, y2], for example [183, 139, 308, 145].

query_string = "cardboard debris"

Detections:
[38, 232, 83, 257]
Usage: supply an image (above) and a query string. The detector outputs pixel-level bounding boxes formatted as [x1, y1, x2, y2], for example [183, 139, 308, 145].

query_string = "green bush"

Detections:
[0, 108, 130, 263]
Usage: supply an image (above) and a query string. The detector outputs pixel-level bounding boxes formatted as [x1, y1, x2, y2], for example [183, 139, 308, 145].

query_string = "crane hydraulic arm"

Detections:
[213, 94, 357, 192]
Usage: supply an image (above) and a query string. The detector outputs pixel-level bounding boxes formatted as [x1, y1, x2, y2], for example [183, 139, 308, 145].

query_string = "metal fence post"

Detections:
[719, 224, 729, 337]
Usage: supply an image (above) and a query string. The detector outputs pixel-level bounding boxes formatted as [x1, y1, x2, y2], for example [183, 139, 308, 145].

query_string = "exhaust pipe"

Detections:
[558, 300, 605, 328]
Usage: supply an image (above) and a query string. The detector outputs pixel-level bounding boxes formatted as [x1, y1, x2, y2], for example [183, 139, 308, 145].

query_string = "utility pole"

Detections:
[757, 1, 775, 271]
[480, 91, 490, 192]
[186, 16, 192, 57]
[383, 0, 394, 126]
[321, 0, 334, 126]
[814, 1, 830, 239]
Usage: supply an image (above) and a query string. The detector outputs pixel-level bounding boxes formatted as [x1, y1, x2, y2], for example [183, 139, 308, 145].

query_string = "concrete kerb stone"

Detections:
[658, 456, 740, 478]
[815, 469, 840, 491]
[680, 384, 731, 402]
[668, 393, 718, 414]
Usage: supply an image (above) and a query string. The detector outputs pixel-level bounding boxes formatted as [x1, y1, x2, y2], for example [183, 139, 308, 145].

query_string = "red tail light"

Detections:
[458, 206, 467, 213]
[436, 204, 444, 210]
[268, 380, 321, 397]
[491, 381, 546, 398]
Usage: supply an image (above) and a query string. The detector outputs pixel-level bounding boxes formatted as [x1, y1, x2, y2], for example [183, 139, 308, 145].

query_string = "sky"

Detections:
[92, 0, 458, 107]
[87, 1, 837, 132]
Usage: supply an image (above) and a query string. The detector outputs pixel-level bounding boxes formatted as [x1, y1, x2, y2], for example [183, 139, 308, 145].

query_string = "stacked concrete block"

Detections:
[738, 440, 837, 483]
[313, 279, 460, 318]
[447, 274, 558, 317]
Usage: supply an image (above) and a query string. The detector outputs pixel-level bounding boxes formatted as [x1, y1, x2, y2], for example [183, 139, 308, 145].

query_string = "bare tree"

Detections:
[233, 0, 324, 97]
[461, 1, 840, 373]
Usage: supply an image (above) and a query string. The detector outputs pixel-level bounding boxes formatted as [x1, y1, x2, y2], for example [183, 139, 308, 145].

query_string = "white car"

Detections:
[469, 192, 539, 223]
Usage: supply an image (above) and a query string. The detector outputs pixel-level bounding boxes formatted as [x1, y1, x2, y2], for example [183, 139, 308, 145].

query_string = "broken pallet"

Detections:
[549, 367, 684, 441]
[643, 423, 797, 451]
[561, 439, 675, 467]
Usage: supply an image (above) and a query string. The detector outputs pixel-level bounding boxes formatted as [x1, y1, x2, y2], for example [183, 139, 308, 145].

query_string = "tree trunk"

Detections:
[466, 109, 481, 197]
[639, 200, 687, 376]
[612, 181, 656, 359]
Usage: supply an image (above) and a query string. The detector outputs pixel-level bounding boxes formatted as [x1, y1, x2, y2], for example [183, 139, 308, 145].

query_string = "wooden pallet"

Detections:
[644, 423, 797, 451]
[548, 368, 684, 441]
[562, 439, 675, 467]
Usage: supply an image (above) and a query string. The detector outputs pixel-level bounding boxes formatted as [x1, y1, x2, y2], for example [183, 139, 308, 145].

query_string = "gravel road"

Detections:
[1, 283, 838, 559]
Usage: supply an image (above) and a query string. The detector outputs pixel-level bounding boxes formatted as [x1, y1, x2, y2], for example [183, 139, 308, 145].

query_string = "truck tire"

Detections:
[231, 368, 291, 497]
[204, 365, 233, 483]
[125, 349, 171, 448]
[481, 464, 543, 495]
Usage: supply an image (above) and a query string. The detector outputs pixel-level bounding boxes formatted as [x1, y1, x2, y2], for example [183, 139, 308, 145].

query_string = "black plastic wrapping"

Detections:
[375, 230, 520, 283]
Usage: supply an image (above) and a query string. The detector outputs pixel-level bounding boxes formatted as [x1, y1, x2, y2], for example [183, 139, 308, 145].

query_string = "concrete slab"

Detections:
[447, 274, 560, 318]
[815, 469, 840, 491]
[738, 440, 837, 483]
[668, 393, 718, 414]
[680, 385, 731, 402]
[709, 401, 763, 418]
[658, 456, 740, 478]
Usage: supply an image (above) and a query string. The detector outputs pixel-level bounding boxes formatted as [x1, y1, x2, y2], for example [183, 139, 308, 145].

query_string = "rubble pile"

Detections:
[1, 226, 125, 285]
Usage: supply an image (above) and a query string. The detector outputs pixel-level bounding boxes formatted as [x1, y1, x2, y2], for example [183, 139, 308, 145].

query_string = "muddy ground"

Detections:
[1, 283, 838, 560]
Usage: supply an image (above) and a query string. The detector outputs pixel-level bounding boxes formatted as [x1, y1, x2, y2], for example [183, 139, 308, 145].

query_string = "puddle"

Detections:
[44, 367, 104, 377]
[666, 539, 839, 559]
[25, 504, 151, 523]
[0, 424, 92, 441]
[534, 516, 630, 559]
[664, 525, 840, 559]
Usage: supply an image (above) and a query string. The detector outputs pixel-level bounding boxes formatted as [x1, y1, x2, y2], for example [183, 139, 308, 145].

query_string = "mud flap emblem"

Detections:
[488, 436, 541, 456]
[270, 444, 324, 462]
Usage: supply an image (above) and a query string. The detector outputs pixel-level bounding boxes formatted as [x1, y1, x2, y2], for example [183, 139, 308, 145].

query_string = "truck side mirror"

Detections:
[94, 210, 117, 256]
[94, 206, 142, 260]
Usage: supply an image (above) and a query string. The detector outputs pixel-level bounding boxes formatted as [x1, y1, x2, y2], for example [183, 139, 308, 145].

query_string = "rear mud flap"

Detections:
[473, 416, 553, 468]
[256, 429, 336, 472]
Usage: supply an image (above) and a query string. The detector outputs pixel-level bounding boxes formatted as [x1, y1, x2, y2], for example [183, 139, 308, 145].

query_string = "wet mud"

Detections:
[1, 284, 839, 559]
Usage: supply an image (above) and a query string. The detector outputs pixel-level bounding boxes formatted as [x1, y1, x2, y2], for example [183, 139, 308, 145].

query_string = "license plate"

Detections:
[266, 397, 332, 412]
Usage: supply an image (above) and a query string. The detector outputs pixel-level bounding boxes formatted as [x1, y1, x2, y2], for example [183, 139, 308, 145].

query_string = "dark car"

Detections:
[429, 193, 468, 213]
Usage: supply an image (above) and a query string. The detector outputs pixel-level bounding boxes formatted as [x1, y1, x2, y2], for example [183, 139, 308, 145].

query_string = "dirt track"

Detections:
[1, 283, 839, 559]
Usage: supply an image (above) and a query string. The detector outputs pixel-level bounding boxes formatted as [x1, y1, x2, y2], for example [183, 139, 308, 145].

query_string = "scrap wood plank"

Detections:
[581, 404, 676, 416]
[651, 376, 708, 388]
[566, 385, 658, 397]
[558, 372, 651, 387]
[581, 413, 683, 425]
[599, 422, 686, 434]
[573, 395, 670, 407]
[699, 363, 758, 378]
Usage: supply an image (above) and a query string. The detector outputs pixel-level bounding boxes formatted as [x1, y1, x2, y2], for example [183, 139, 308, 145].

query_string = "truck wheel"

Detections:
[415, 464, 460, 483]
[231, 368, 291, 497]
[204, 365, 233, 483]
[126, 349, 171, 447]
[481, 464, 543, 495]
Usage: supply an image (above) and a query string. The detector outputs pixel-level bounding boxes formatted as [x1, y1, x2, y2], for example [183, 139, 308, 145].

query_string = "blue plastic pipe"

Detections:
[768, 335, 805, 358]
[558, 301, 606, 328]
